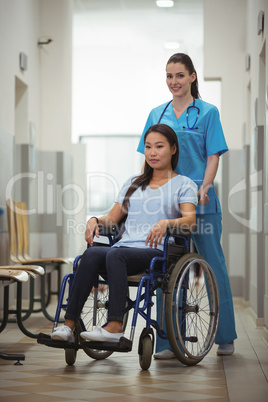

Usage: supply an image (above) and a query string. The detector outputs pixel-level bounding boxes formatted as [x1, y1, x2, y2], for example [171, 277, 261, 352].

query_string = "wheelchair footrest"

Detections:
[37, 333, 81, 350]
[81, 336, 132, 352]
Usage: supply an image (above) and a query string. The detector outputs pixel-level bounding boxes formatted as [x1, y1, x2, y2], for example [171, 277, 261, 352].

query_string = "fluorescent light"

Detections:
[156, 1, 174, 8]
[164, 41, 181, 50]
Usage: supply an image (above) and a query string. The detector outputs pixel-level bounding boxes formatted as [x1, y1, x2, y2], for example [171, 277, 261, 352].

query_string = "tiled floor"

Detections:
[0, 297, 267, 402]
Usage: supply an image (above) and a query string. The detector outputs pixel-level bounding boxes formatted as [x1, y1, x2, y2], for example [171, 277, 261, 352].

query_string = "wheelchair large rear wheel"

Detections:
[165, 253, 219, 366]
[78, 281, 128, 360]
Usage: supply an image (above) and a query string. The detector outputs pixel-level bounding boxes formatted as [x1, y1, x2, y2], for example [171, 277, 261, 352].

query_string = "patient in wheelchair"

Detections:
[51, 123, 198, 343]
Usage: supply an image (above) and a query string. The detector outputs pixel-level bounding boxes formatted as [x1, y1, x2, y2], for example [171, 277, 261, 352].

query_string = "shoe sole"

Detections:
[51, 334, 74, 342]
[80, 328, 124, 343]
[81, 334, 122, 342]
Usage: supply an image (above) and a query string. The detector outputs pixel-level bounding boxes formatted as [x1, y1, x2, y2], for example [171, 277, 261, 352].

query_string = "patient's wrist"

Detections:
[90, 216, 99, 224]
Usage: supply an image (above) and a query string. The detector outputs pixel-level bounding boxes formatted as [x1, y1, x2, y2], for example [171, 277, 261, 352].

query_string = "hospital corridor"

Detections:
[0, 0, 268, 401]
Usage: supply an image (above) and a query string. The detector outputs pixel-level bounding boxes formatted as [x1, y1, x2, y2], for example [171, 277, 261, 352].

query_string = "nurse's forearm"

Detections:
[201, 153, 219, 193]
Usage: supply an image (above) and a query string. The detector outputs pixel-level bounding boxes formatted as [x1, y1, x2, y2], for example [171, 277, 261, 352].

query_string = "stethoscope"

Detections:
[157, 97, 200, 130]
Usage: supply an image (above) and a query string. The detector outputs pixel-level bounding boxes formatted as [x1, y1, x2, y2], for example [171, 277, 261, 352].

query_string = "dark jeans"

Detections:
[65, 246, 163, 323]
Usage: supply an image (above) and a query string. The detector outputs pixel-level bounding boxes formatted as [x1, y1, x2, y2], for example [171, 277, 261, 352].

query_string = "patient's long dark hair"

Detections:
[122, 124, 179, 212]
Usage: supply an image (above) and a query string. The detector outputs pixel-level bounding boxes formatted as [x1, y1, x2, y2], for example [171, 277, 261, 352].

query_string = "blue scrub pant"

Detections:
[155, 213, 237, 352]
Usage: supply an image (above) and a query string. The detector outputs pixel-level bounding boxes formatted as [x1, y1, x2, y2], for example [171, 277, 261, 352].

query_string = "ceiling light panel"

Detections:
[156, 1, 174, 8]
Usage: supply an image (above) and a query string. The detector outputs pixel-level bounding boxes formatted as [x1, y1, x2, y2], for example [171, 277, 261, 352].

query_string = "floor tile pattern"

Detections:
[0, 299, 267, 401]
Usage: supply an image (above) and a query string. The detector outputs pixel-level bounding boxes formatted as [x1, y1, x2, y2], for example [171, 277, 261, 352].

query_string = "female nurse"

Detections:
[137, 53, 237, 358]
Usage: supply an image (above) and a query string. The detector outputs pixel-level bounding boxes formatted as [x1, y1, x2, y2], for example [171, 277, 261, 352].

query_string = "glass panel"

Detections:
[80, 135, 144, 217]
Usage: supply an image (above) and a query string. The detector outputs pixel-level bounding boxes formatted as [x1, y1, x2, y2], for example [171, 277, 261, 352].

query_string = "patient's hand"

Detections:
[145, 220, 169, 249]
[85, 219, 99, 246]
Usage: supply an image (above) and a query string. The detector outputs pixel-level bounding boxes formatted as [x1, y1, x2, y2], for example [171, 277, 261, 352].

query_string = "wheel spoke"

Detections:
[165, 254, 219, 365]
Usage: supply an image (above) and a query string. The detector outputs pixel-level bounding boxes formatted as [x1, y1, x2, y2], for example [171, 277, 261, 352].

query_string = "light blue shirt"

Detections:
[137, 99, 228, 214]
[113, 174, 198, 251]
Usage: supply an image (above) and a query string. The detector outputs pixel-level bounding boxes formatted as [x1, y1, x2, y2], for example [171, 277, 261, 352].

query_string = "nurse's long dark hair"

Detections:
[167, 53, 201, 99]
[122, 124, 179, 212]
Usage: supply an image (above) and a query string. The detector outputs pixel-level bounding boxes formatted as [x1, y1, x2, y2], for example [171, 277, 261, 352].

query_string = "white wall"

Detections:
[0, 0, 41, 139]
[0, 0, 84, 262]
[204, 0, 246, 151]
[0, 0, 73, 154]
[204, 0, 268, 329]
[39, 0, 73, 154]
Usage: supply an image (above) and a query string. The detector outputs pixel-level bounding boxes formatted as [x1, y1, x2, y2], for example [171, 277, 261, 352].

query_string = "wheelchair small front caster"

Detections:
[139, 334, 153, 370]
[64, 329, 79, 366]
[65, 348, 77, 366]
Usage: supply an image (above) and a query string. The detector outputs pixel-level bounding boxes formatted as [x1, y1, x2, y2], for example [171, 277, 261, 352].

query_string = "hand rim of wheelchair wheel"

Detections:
[175, 257, 219, 359]
[76, 321, 114, 360]
[166, 253, 219, 365]
[77, 282, 129, 360]
[78, 283, 114, 360]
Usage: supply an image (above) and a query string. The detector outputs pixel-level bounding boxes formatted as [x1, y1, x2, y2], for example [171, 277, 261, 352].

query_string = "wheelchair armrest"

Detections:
[98, 225, 191, 237]
[98, 225, 115, 236]
[166, 227, 191, 237]
[98, 217, 126, 242]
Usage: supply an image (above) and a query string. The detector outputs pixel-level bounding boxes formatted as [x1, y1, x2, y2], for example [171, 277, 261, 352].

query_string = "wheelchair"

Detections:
[38, 224, 220, 370]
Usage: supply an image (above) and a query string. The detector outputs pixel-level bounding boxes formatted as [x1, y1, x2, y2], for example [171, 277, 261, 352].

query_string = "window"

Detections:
[80, 135, 144, 217]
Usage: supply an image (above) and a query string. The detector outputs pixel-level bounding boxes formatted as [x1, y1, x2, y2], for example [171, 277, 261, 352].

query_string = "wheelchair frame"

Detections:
[38, 226, 219, 370]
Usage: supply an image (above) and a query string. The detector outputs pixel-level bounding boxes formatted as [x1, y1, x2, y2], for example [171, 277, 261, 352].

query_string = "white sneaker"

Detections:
[51, 325, 74, 342]
[80, 327, 124, 342]
[154, 349, 176, 360]
[217, 342, 234, 356]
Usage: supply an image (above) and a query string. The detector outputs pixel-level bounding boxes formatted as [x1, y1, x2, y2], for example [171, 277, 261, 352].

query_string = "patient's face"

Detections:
[144, 132, 176, 172]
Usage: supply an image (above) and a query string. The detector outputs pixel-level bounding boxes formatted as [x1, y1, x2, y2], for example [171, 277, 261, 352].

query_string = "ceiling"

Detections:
[73, 0, 204, 57]
[74, 0, 203, 13]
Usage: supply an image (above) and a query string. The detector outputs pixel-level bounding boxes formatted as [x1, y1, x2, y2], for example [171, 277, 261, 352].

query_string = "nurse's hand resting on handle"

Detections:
[197, 153, 220, 206]
[198, 185, 210, 206]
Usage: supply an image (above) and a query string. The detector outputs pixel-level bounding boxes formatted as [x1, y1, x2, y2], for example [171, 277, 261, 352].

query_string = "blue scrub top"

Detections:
[137, 99, 228, 214]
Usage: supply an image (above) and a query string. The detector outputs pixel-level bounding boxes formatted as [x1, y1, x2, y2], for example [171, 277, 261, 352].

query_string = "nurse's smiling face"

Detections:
[166, 62, 196, 99]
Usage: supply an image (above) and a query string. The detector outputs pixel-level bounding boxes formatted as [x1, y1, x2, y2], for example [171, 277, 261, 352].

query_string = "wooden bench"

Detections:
[6, 199, 73, 322]
[0, 264, 44, 364]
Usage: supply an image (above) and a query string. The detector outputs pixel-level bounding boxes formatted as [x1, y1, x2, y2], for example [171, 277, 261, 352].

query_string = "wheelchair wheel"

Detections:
[139, 335, 153, 371]
[78, 282, 128, 360]
[165, 253, 219, 366]
[64, 328, 79, 366]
